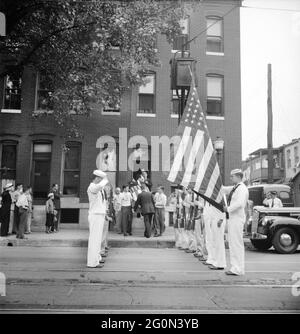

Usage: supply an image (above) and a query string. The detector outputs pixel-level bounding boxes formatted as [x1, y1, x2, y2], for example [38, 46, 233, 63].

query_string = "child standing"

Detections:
[45, 193, 55, 233]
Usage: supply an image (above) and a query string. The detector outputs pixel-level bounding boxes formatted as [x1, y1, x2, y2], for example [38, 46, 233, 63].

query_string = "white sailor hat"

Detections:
[4, 182, 13, 190]
[230, 168, 243, 176]
[93, 169, 107, 178]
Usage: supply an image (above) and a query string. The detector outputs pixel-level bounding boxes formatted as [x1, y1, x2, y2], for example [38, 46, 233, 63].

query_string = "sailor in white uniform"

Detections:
[208, 204, 227, 270]
[223, 169, 249, 276]
[87, 169, 109, 268]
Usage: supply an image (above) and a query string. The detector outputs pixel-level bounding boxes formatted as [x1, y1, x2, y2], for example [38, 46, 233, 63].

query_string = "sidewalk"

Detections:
[0, 227, 252, 248]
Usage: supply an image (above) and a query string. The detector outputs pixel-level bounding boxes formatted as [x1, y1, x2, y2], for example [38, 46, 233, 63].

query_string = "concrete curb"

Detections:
[0, 236, 253, 249]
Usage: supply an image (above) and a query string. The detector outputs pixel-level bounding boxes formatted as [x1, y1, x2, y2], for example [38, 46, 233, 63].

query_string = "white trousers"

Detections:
[210, 218, 226, 268]
[101, 218, 109, 254]
[181, 229, 190, 249]
[87, 213, 105, 267]
[227, 217, 245, 275]
[203, 214, 213, 264]
[194, 218, 206, 256]
[174, 227, 180, 248]
[188, 230, 197, 251]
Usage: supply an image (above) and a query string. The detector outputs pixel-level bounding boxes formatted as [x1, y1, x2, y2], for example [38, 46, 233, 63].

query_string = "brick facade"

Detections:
[0, 1, 242, 228]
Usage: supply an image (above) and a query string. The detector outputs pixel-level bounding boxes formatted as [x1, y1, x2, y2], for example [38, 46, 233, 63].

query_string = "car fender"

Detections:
[269, 216, 300, 233]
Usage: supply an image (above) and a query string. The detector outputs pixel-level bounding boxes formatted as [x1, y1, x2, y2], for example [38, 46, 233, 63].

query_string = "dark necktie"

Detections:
[271, 199, 274, 207]
[227, 184, 240, 206]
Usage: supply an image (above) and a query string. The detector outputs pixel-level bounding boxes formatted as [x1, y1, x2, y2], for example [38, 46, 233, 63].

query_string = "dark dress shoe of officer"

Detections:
[208, 265, 224, 270]
[100, 259, 105, 264]
[225, 270, 239, 276]
[185, 249, 195, 253]
[154, 234, 159, 237]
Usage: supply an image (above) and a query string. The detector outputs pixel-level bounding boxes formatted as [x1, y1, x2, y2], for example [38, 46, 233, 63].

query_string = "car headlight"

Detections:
[261, 217, 270, 226]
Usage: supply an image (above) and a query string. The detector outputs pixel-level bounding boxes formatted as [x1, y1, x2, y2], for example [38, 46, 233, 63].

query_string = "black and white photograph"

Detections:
[0, 0, 300, 318]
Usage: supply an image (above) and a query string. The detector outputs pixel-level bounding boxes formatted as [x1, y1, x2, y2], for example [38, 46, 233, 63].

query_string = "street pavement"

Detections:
[0, 245, 300, 313]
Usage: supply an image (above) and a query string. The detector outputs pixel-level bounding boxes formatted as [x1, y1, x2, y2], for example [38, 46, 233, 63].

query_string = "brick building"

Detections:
[0, 0, 243, 228]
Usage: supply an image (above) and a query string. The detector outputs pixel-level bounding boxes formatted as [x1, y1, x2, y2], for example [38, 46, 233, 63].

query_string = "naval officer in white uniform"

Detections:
[222, 169, 249, 276]
[87, 169, 109, 268]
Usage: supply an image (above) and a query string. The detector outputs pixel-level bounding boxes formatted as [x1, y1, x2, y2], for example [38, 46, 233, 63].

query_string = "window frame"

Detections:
[1, 70, 22, 113]
[0, 140, 17, 180]
[206, 16, 224, 55]
[34, 72, 54, 113]
[137, 73, 156, 117]
[206, 74, 224, 117]
[62, 141, 82, 197]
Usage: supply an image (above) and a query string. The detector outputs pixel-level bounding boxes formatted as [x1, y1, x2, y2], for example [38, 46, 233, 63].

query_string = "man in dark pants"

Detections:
[51, 184, 61, 232]
[120, 185, 133, 236]
[134, 184, 155, 238]
[12, 184, 23, 234]
[0, 183, 13, 236]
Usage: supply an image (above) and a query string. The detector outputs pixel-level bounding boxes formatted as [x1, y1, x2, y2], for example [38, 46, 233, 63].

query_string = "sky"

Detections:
[240, 0, 300, 159]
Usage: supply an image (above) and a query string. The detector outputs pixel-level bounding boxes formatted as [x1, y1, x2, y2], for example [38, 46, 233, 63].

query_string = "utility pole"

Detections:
[267, 63, 274, 183]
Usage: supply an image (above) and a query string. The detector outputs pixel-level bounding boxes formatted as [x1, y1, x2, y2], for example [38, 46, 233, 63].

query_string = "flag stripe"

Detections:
[204, 162, 220, 199]
[194, 138, 214, 190]
[181, 129, 204, 187]
[199, 152, 217, 196]
[167, 126, 191, 183]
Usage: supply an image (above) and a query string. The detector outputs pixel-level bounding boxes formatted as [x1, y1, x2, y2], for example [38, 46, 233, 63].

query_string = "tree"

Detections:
[0, 0, 187, 137]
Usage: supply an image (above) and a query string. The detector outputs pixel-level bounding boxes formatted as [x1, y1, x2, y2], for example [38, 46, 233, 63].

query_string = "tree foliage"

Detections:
[0, 0, 187, 137]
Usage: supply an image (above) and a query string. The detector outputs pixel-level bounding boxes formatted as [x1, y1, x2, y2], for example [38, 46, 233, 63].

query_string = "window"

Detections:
[35, 72, 54, 111]
[63, 142, 81, 196]
[294, 146, 299, 165]
[206, 74, 223, 116]
[0, 141, 17, 180]
[287, 149, 291, 168]
[103, 100, 120, 114]
[2, 69, 22, 112]
[138, 74, 155, 115]
[206, 16, 223, 53]
[171, 90, 179, 117]
[172, 18, 189, 51]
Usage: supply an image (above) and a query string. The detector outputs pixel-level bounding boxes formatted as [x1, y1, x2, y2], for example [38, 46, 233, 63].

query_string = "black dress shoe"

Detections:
[208, 265, 224, 270]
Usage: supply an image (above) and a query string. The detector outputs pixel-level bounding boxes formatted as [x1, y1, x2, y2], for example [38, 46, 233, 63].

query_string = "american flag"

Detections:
[167, 78, 223, 204]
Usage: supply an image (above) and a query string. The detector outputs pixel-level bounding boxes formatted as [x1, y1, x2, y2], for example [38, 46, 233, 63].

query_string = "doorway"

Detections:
[32, 142, 52, 200]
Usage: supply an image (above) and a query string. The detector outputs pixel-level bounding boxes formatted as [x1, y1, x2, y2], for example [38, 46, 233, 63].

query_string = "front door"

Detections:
[33, 159, 51, 199]
[32, 142, 52, 201]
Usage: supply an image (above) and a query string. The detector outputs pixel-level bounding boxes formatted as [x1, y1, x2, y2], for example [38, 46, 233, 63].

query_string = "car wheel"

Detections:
[250, 238, 272, 251]
[272, 227, 299, 254]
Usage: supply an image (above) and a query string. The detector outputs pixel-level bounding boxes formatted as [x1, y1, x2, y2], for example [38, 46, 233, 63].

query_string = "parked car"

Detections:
[246, 206, 300, 254]
[248, 184, 293, 207]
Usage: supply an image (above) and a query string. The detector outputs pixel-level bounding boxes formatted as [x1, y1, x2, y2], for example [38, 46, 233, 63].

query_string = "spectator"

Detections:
[168, 191, 177, 226]
[0, 183, 14, 237]
[45, 193, 55, 234]
[270, 191, 283, 208]
[120, 185, 133, 236]
[12, 184, 23, 234]
[51, 184, 61, 232]
[113, 187, 122, 234]
[153, 186, 167, 237]
[134, 183, 155, 238]
[16, 186, 30, 239]
[25, 186, 33, 234]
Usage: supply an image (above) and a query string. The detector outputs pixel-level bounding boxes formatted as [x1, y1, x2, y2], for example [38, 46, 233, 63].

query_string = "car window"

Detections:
[248, 187, 263, 206]
[279, 191, 290, 199]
